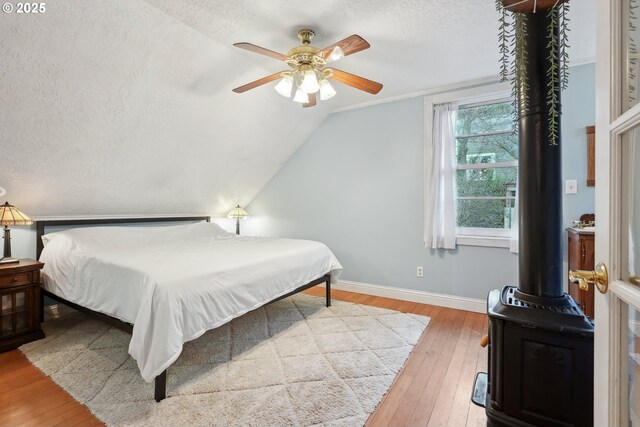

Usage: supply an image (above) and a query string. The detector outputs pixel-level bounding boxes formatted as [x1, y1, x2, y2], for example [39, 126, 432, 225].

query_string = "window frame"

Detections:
[424, 82, 516, 248]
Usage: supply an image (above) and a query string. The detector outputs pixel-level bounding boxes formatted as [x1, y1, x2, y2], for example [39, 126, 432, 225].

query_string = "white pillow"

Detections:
[41, 221, 232, 250]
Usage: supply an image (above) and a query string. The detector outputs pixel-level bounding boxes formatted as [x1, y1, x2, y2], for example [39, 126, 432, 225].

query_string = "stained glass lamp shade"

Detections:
[227, 205, 249, 235]
[0, 202, 33, 264]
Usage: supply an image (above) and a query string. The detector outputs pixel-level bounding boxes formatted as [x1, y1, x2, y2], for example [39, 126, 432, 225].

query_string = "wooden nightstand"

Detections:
[0, 259, 45, 352]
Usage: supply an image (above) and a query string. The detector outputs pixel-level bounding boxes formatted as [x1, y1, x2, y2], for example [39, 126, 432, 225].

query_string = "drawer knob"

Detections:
[12, 277, 17, 282]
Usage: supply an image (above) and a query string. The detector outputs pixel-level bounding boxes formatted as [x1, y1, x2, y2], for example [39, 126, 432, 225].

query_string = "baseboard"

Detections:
[320, 279, 486, 314]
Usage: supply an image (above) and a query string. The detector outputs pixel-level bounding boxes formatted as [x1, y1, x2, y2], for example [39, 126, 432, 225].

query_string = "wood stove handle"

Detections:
[480, 335, 488, 348]
[569, 262, 609, 294]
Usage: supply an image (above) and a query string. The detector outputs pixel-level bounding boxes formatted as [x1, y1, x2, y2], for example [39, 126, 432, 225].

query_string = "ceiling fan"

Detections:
[232, 29, 383, 108]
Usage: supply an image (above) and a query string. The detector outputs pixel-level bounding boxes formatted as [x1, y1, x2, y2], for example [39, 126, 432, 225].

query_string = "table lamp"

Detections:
[0, 202, 33, 264]
[227, 205, 249, 235]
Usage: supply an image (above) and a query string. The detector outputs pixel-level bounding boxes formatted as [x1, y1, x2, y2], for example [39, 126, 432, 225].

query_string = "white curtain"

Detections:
[425, 102, 458, 249]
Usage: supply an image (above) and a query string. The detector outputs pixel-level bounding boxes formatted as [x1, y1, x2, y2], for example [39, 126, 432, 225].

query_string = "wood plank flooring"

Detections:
[0, 288, 487, 427]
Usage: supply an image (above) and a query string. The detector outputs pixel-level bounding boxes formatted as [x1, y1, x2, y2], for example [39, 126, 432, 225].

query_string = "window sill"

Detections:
[456, 235, 511, 248]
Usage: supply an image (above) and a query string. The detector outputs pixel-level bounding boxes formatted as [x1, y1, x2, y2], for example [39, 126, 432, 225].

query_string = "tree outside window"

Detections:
[455, 100, 518, 234]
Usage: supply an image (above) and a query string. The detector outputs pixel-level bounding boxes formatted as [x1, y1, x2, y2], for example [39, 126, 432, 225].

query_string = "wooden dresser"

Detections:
[567, 228, 595, 318]
[0, 259, 45, 352]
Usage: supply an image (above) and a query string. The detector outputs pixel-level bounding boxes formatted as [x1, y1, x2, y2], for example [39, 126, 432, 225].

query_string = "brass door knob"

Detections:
[569, 263, 609, 294]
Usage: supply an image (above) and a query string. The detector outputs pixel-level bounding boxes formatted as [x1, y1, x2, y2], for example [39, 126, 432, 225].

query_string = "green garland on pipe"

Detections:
[495, 1, 571, 146]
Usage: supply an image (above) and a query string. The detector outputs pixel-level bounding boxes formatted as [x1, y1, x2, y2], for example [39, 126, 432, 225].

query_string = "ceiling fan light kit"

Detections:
[293, 88, 310, 104]
[319, 79, 336, 101]
[299, 65, 321, 94]
[274, 74, 294, 97]
[232, 29, 382, 108]
[326, 46, 345, 63]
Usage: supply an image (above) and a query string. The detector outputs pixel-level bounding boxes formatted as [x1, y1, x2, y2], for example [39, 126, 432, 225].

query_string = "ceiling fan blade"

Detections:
[303, 92, 317, 108]
[328, 69, 383, 95]
[232, 72, 284, 93]
[318, 35, 370, 61]
[233, 42, 288, 61]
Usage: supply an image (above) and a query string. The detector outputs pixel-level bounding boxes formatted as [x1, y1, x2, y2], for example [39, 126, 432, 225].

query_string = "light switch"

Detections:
[565, 179, 578, 194]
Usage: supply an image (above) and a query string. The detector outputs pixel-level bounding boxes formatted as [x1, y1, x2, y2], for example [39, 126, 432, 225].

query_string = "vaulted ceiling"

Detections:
[0, 0, 595, 217]
[146, 0, 595, 107]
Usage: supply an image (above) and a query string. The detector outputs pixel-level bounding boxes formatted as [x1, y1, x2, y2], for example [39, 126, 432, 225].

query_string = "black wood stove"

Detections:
[473, 10, 595, 427]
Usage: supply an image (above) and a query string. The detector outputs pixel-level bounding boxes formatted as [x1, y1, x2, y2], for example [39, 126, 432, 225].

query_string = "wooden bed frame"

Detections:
[35, 216, 332, 402]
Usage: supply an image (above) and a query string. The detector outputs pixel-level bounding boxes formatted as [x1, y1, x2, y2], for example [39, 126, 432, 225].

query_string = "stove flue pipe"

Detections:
[515, 11, 564, 302]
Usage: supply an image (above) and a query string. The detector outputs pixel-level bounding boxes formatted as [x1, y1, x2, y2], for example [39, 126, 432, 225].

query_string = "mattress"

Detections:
[39, 222, 342, 381]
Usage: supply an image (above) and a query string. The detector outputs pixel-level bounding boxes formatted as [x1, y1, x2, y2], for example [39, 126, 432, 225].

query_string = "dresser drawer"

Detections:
[0, 273, 32, 288]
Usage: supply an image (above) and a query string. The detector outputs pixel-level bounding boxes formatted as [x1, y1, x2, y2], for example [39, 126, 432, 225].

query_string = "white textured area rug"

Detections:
[20, 294, 430, 427]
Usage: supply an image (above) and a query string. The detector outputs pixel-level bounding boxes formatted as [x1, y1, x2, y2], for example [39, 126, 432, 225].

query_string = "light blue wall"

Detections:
[560, 64, 597, 288]
[562, 63, 596, 223]
[245, 63, 596, 300]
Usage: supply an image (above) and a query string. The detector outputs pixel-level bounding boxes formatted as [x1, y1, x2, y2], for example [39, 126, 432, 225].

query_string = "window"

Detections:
[455, 99, 518, 239]
[424, 83, 518, 249]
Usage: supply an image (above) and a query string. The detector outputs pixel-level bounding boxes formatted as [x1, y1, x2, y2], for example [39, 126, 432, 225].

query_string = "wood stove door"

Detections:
[596, 1, 640, 425]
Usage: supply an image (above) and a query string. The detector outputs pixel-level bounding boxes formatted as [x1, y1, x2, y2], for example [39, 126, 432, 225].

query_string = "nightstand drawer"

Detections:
[0, 273, 32, 287]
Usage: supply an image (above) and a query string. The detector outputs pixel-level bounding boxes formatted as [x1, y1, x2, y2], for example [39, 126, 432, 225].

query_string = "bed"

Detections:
[35, 216, 342, 402]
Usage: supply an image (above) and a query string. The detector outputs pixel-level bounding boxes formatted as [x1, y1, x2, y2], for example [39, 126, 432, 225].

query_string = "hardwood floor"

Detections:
[0, 351, 101, 427]
[0, 288, 487, 427]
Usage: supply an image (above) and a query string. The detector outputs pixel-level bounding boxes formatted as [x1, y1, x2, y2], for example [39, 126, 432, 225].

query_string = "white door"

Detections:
[596, 1, 640, 425]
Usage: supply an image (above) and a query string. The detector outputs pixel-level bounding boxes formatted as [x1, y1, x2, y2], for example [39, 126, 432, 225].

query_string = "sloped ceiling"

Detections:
[0, 0, 595, 217]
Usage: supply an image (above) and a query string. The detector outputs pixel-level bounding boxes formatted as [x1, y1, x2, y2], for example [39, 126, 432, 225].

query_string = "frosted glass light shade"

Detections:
[319, 79, 336, 101]
[299, 68, 320, 94]
[293, 87, 309, 103]
[274, 75, 293, 97]
[326, 46, 345, 63]
[227, 205, 249, 219]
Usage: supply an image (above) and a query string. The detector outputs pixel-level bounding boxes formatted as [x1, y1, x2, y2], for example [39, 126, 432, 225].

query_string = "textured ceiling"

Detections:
[0, 0, 595, 218]
[146, 0, 596, 108]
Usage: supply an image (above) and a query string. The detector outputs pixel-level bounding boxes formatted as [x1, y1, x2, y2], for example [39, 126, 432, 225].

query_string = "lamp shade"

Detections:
[325, 46, 345, 63]
[299, 68, 320, 94]
[293, 87, 309, 104]
[274, 75, 294, 97]
[0, 202, 32, 226]
[227, 205, 249, 220]
[319, 78, 336, 101]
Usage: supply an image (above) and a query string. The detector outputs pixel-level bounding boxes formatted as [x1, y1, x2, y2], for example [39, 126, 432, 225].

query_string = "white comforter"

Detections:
[39, 222, 342, 382]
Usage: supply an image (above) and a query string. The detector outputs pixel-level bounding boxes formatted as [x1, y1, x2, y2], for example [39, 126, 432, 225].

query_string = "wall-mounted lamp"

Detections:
[0, 201, 32, 264]
[227, 205, 249, 235]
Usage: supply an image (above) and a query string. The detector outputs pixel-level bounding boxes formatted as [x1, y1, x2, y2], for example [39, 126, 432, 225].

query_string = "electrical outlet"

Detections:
[565, 179, 578, 194]
[417, 266, 424, 278]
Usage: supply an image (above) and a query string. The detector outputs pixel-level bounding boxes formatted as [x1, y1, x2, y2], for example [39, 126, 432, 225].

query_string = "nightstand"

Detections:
[0, 259, 45, 352]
